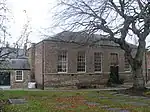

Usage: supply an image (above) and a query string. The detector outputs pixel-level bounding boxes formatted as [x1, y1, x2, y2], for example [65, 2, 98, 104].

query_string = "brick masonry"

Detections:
[27, 39, 147, 88]
[146, 51, 150, 81]
[11, 70, 30, 88]
[44, 73, 109, 87]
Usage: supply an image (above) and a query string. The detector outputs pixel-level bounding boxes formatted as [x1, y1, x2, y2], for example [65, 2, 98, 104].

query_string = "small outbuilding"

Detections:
[0, 58, 30, 89]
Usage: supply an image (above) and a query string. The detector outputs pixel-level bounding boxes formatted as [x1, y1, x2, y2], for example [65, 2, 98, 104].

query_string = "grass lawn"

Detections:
[0, 90, 150, 112]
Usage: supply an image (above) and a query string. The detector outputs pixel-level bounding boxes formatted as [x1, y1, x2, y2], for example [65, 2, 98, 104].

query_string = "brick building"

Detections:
[146, 51, 150, 81]
[0, 47, 30, 89]
[27, 31, 146, 89]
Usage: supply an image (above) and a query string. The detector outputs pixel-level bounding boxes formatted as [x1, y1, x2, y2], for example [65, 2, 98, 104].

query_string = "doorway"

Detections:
[0, 72, 10, 86]
[109, 65, 120, 84]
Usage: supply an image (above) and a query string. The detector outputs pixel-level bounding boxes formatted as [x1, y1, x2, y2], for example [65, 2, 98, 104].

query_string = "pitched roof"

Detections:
[46, 31, 137, 48]
[48, 31, 105, 43]
[0, 58, 30, 70]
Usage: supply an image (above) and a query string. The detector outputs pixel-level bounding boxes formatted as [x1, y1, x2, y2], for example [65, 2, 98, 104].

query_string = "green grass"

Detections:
[145, 91, 150, 96]
[0, 90, 150, 112]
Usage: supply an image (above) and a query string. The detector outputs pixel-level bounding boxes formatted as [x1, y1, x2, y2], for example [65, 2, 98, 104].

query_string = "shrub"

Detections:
[76, 82, 91, 89]
[107, 72, 124, 87]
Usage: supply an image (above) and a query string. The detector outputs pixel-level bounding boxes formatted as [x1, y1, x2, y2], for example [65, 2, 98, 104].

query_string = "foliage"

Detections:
[145, 91, 150, 96]
[107, 72, 124, 87]
[76, 82, 92, 89]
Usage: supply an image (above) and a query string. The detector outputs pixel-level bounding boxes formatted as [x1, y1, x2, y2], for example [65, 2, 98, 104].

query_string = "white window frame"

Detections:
[77, 51, 86, 73]
[124, 55, 131, 72]
[15, 70, 23, 82]
[110, 53, 119, 66]
[94, 52, 102, 73]
[57, 50, 68, 73]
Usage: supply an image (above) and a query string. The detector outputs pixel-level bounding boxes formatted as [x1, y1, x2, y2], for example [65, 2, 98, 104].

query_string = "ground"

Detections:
[0, 90, 150, 112]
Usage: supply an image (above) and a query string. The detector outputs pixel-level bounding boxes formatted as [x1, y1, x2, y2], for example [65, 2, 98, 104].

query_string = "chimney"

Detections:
[6, 42, 9, 48]
[29, 43, 36, 81]
[24, 43, 27, 56]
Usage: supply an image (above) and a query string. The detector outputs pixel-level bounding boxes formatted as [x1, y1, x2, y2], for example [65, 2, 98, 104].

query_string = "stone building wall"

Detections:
[11, 70, 30, 88]
[29, 40, 139, 88]
[34, 42, 43, 86]
[44, 73, 109, 88]
[27, 44, 35, 81]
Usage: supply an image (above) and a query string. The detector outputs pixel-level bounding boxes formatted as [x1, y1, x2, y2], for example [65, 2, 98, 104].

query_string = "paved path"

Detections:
[1, 85, 149, 91]
[0, 87, 129, 91]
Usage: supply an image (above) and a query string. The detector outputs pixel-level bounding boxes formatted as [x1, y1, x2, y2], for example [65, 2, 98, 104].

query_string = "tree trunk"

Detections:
[132, 66, 145, 90]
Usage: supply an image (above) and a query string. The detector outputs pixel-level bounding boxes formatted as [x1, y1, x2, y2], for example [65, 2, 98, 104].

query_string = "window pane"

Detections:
[124, 55, 130, 71]
[94, 52, 102, 72]
[110, 53, 118, 66]
[57, 50, 67, 72]
[16, 71, 23, 81]
[77, 51, 85, 72]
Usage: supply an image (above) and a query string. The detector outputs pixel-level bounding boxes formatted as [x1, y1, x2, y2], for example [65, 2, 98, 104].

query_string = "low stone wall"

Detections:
[43, 73, 109, 88]
[35, 72, 134, 89]
[119, 72, 133, 82]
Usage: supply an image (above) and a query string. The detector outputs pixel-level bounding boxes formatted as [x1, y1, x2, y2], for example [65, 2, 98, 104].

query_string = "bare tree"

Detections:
[0, 0, 14, 60]
[15, 10, 32, 56]
[52, 0, 150, 90]
[0, 2, 32, 64]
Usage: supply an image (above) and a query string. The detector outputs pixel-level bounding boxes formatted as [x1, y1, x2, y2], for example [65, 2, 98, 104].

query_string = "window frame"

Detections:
[110, 53, 119, 66]
[57, 50, 68, 73]
[94, 52, 102, 73]
[15, 70, 23, 82]
[77, 51, 86, 73]
[124, 55, 131, 72]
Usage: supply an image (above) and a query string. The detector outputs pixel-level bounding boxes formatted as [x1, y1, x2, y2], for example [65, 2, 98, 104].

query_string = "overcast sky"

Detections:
[4, 0, 150, 47]
[6, 0, 57, 45]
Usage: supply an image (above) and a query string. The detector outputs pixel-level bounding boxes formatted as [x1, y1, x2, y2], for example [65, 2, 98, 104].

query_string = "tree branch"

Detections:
[137, 0, 143, 10]
[119, 0, 125, 15]
[130, 21, 140, 37]
[109, 0, 125, 18]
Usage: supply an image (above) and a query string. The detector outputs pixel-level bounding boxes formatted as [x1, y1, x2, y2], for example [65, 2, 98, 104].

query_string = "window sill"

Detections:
[124, 71, 131, 73]
[77, 72, 86, 73]
[15, 80, 23, 83]
[57, 72, 68, 74]
[94, 71, 102, 73]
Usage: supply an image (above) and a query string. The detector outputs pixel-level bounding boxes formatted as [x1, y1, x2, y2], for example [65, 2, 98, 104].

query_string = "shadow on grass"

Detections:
[115, 87, 150, 97]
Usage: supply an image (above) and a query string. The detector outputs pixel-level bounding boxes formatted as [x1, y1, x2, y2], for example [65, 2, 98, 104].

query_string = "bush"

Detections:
[107, 72, 124, 87]
[76, 82, 91, 89]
